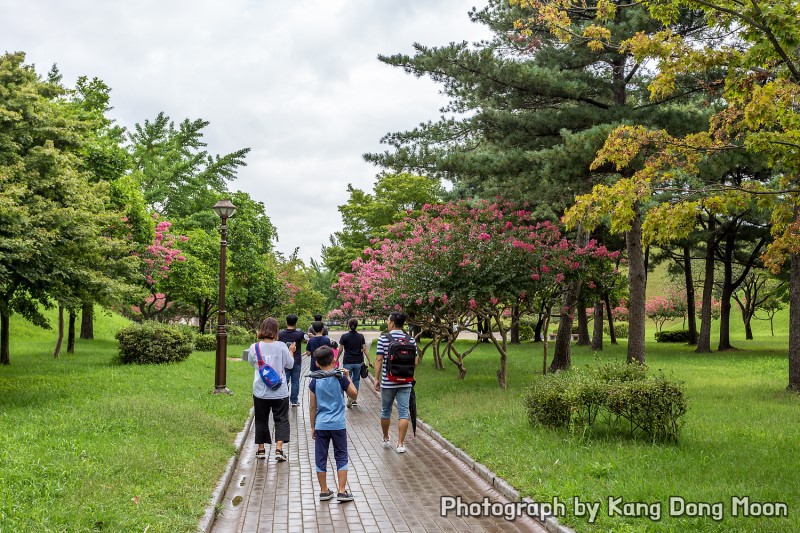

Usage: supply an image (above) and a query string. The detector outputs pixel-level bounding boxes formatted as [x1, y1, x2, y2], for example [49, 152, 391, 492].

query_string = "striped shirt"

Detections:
[376, 330, 415, 389]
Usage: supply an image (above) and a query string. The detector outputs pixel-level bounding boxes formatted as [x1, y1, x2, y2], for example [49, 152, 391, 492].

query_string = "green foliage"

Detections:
[606, 374, 688, 442]
[322, 172, 444, 275]
[518, 323, 535, 341]
[604, 321, 629, 338]
[525, 363, 687, 442]
[193, 333, 217, 351]
[115, 322, 193, 364]
[655, 329, 691, 343]
[226, 324, 255, 345]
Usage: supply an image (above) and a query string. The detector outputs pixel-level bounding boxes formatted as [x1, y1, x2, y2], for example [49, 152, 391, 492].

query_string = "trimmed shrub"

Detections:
[655, 329, 691, 343]
[606, 374, 687, 442]
[525, 364, 687, 442]
[116, 322, 193, 364]
[227, 324, 255, 345]
[193, 334, 217, 352]
[517, 323, 535, 341]
[603, 322, 629, 339]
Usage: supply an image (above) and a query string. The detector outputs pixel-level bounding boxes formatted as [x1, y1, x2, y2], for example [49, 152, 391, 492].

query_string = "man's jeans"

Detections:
[285, 364, 302, 404]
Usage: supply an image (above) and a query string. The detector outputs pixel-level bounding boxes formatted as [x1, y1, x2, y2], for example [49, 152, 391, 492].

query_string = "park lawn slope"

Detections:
[0, 309, 254, 532]
[413, 312, 800, 532]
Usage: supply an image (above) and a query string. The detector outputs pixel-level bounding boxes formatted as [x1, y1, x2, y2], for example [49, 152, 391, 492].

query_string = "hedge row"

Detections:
[655, 329, 691, 343]
[525, 363, 687, 442]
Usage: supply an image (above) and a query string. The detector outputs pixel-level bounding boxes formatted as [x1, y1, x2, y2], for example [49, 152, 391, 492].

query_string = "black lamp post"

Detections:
[212, 199, 237, 394]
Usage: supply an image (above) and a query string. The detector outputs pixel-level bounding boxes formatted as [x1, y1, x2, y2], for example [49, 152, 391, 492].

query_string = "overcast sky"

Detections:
[1, 0, 492, 264]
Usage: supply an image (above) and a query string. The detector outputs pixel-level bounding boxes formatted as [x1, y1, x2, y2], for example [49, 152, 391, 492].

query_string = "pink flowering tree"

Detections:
[335, 200, 620, 387]
[127, 215, 188, 322]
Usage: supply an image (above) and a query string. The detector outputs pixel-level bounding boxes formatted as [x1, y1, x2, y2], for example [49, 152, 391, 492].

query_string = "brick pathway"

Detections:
[211, 342, 546, 533]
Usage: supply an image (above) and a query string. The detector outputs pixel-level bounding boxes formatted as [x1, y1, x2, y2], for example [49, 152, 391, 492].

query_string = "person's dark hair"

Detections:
[285, 314, 298, 326]
[313, 345, 335, 367]
[313, 313, 323, 321]
[331, 340, 338, 350]
[312, 321, 324, 333]
[389, 312, 406, 328]
[347, 317, 359, 332]
[258, 317, 280, 340]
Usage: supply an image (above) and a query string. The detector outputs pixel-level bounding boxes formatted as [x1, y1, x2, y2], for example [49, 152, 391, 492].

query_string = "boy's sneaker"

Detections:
[396, 444, 407, 454]
[319, 489, 334, 501]
[346, 398, 353, 408]
[381, 439, 391, 449]
[351, 400, 358, 407]
[275, 449, 287, 462]
[337, 492, 354, 502]
[290, 402, 300, 407]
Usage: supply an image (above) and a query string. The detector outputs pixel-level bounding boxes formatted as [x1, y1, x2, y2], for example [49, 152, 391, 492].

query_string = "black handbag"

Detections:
[360, 363, 369, 379]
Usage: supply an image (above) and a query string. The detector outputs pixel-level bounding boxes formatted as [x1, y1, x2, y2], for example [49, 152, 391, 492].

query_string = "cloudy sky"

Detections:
[1, 0, 492, 263]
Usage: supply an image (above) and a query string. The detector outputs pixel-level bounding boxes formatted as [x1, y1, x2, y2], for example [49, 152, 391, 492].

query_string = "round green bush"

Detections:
[115, 322, 193, 364]
[603, 321, 629, 339]
[193, 334, 217, 351]
[518, 323, 535, 341]
[227, 324, 256, 345]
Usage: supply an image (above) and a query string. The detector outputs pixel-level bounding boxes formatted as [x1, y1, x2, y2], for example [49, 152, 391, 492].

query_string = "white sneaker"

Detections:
[396, 444, 406, 454]
[381, 439, 391, 449]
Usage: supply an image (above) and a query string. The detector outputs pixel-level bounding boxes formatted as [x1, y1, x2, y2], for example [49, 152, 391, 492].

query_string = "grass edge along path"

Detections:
[0, 310, 255, 533]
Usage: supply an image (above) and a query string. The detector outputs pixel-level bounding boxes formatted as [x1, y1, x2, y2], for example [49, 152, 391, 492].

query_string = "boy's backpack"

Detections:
[381, 333, 416, 383]
[254, 343, 283, 390]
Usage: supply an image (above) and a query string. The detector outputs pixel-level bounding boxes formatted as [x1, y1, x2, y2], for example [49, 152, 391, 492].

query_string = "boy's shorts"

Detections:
[314, 428, 348, 472]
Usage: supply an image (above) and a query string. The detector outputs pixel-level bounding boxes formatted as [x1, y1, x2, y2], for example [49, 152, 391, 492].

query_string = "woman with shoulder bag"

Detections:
[247, 317, 295, 461]
[338, 318, 372, 408]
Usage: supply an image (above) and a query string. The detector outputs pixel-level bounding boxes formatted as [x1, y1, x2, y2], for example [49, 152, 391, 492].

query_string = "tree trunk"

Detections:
[626, 208, 646, 364]
[696, 217, 716, 353]
[550, 282, 577, 372]
[576, 293, 591, 346]
[789, 252, 800, 392]
[533, 315, 543, 343]
[744, 319, 754, 340]
[718, 231, 736, 351]
[604, 293, 617, 344]
[80, 302, 94, 340]
[67, 309, 76, 354]
[1, 310, 9, 365]
[510, 303, 520, 344]
[591, 301, 603, 350]
[542, 306, 552, 375]
[54, 304, 64, 359]
[683, 245, 698, 345]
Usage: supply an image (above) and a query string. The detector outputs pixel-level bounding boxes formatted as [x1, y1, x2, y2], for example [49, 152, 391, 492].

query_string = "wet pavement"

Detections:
[210, 334, 545, 533]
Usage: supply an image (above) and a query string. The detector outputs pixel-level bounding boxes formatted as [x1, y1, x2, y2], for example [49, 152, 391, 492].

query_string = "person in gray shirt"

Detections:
[248, 317, 295, 462]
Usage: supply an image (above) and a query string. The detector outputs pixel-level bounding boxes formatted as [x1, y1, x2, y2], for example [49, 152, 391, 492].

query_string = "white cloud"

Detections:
[0, 0, 492, 263]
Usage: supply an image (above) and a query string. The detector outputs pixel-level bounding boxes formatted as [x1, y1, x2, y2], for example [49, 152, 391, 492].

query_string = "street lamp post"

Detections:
[212, 199, 237, 394]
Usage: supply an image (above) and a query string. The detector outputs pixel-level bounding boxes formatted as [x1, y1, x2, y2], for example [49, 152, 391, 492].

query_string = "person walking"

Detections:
[247, 317, 294, 462]
[374, 312, 417, 454]
[307, 313, 329, 338]
[308, 345, 358, 502]
[278, 314, 306, 407]
[306, 321, 332, 372]
[339, 318, 372, 408]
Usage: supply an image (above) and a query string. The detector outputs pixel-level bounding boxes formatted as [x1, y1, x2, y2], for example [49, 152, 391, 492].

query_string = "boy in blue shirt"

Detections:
[309, 345, 358, 502]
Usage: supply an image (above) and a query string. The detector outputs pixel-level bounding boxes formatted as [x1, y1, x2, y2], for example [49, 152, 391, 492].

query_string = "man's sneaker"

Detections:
[337, 492, 354, 502]
[275, 449, 287, 462]
[381, 439, 391, 449]
[290, 402, 300, 407]
[319, 489, 334, 501]
[351, 400, 358, 407]
[396, 444, 407, 454]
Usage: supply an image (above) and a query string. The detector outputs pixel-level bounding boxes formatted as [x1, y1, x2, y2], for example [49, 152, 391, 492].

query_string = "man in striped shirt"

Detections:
[373, 312, 417, 453]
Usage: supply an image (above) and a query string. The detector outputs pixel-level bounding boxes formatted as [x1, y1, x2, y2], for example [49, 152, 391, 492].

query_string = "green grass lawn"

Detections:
[414, 310, 799, 532]
[0, 310, 255, 532]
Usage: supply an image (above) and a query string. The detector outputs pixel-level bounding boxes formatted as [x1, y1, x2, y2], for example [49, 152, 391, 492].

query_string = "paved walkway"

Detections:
[211, 334, 545, 533]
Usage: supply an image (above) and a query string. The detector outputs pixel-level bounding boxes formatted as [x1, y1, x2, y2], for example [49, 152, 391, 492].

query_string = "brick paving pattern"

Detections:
[211, 339, 546, 533]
